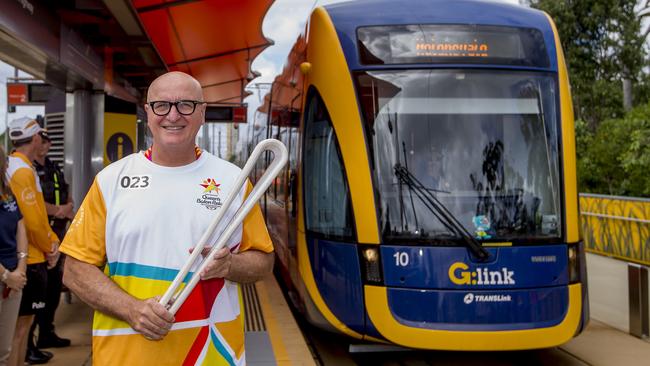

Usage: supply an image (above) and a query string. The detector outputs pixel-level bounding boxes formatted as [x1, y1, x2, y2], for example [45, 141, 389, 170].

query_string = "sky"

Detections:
[0, 0, 521, 134]
[243, 0, 521, 119]
[249, 0, 522, 85]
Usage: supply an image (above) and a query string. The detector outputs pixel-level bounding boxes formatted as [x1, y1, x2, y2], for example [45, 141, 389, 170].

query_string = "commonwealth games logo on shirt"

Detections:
[197, 178, 222, 210]
[200, 178, 220, 193]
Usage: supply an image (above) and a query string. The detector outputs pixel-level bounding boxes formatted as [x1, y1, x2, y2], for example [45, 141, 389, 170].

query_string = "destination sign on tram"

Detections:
[358, 25, 549, 67]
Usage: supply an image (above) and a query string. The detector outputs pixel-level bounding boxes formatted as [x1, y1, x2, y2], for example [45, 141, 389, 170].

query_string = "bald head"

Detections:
[147, 71, 204, 102]
[144, 71, 207, 166]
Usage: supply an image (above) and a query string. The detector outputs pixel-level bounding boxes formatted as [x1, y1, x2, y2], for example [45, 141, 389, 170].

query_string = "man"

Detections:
[61, 71, 274, 366]
[26, 131, 73, 357]
[6, 117, 60, 366]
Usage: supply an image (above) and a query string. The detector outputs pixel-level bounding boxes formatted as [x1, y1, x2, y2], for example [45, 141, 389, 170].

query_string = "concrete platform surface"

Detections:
[44, 294, 92, 366]
[561, 319, 650, 366]
[41, 295, 650, 365]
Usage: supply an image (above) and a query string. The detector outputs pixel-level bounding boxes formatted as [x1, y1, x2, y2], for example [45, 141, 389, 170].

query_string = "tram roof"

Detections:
[324, 0, 559, 71]
[133, 0, 274, 104]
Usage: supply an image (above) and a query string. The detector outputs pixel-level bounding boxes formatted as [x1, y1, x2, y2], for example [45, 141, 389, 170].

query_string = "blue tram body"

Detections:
[249, 0, 588, 350]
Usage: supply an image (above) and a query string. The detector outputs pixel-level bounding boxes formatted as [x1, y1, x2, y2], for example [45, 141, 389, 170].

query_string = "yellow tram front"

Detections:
[268, 0, 588, 351]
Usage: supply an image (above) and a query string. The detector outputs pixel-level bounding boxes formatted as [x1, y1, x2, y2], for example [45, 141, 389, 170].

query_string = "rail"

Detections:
[580, 193, 650, 266]
[580, 193, 650, 338]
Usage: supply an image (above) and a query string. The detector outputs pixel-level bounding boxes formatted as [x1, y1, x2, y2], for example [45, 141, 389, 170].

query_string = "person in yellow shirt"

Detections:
[6, 117, 60, 366]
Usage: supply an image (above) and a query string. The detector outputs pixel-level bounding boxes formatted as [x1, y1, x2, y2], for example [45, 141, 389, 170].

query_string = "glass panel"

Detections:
[356, 70, 561, 244]
[303, 91, 355, 240]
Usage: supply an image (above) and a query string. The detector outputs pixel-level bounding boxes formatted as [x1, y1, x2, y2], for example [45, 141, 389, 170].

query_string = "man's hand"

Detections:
[46, 244, 60, 269]
[56, 203, 74, 219]
[4, 270, 27, 291]
[126, 296, 175, 341]
[66, 199, 75, 219]
[189, 247, 232, 280]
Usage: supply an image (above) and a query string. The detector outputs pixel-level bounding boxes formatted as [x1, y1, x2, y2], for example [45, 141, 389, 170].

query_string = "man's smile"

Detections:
[162, 125, 185, 131]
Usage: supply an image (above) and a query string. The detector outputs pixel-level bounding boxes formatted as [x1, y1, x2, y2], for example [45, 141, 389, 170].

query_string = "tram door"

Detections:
[266, 120, 293, 270]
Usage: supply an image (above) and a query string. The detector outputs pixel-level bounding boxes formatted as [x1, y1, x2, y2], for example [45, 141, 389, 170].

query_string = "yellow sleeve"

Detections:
[9, 168, 58, 253]
[239, 180, 273, 253]
[60, 178, 107, 266]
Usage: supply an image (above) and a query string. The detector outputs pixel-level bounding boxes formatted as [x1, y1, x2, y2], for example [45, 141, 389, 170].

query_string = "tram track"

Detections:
[315, 337, 594, 365]
[557, 346, 594, 366]
[274, 272, 603, 366]
[300, 320, 595, 366]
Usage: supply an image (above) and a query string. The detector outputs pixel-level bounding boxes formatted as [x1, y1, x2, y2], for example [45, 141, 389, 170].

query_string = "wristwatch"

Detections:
[17, 252, 27, 259]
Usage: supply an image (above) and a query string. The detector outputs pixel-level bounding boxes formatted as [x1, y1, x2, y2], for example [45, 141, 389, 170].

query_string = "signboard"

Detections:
[358, 24, 549, 68]
[28, 84, 52, 103]
[232, 106, 247, 123]
[104, 112, 136, 166]
[205, 104, 247, 123]
[6, 83, 52, 105]
[7, 83, 28, 104]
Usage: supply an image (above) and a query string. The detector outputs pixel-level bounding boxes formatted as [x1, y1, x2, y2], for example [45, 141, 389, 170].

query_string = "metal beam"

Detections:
[136, 0, 201, 13]
[102, 0, 144, 36]
[202, 78, 243, 89]
[168, 43, 271, 67]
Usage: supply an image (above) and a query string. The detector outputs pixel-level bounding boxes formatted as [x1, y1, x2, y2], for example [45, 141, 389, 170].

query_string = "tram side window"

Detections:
[303, 90, 355, 240]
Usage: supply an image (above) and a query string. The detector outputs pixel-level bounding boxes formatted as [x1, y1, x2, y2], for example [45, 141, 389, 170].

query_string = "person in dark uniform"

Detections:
[27, 130, 73, 362]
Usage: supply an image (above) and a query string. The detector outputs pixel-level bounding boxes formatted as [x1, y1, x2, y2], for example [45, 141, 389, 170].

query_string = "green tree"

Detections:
[620, 105, 650, 195]
[576, 118, 629, 195]
[578, 103, 650, 197]
[615, 0, 646, 110]
[531, 0, 646, 129]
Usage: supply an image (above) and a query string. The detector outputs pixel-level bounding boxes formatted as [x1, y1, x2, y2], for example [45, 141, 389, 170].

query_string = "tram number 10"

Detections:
[393, 252, 410, 267]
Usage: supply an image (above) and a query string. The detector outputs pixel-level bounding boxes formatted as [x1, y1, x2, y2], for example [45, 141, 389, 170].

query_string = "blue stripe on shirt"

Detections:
[107, 262, 193, 282]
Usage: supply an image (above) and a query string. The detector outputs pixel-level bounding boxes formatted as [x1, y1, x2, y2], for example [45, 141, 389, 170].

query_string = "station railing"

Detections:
[580, 193, 650, 338]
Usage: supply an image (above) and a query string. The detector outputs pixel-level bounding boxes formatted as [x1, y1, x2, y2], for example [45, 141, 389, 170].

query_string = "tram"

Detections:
[249, 0, 588, 350]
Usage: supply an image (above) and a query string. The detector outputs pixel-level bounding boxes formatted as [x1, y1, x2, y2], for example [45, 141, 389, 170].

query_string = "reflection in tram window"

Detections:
[356, 70, 561, 243]
[303, 90, 355, 240]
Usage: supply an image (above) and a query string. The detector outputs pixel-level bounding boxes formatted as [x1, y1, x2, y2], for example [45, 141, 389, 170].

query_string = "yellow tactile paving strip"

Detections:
[255, 276, 316, 366]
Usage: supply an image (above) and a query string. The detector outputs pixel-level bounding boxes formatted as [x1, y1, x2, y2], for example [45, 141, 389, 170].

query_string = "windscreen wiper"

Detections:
[394, 164, 490, 261]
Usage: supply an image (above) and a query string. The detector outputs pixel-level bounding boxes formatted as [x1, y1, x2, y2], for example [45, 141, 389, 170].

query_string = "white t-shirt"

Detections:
[61, 150, 273, 366]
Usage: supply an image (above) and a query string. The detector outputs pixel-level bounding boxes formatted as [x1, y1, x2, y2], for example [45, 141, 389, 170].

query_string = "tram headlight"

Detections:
[363, 248, 378, 262]
[360, 246, 383, 285]
[568, 244, 579, 283]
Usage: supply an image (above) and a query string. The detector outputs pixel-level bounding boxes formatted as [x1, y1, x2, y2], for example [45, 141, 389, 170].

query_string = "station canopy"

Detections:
[133, 0, 274, 104]
[0, 0, 272, 105]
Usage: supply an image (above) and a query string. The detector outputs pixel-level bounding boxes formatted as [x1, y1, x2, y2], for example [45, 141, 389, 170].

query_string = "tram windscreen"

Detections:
[355, 70, 562, 243]
[358, 25, 549, 67]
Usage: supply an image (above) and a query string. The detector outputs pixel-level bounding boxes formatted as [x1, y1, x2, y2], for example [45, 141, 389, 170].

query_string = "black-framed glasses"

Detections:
[148, 100, 205, 116]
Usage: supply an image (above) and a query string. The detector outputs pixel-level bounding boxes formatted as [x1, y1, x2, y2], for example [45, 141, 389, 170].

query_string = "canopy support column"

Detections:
[65, 90, 105, 208]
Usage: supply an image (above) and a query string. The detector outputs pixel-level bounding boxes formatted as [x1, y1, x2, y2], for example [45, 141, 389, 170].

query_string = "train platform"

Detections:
[41, 275, 649, 366]
[45, 275, 314, 366]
